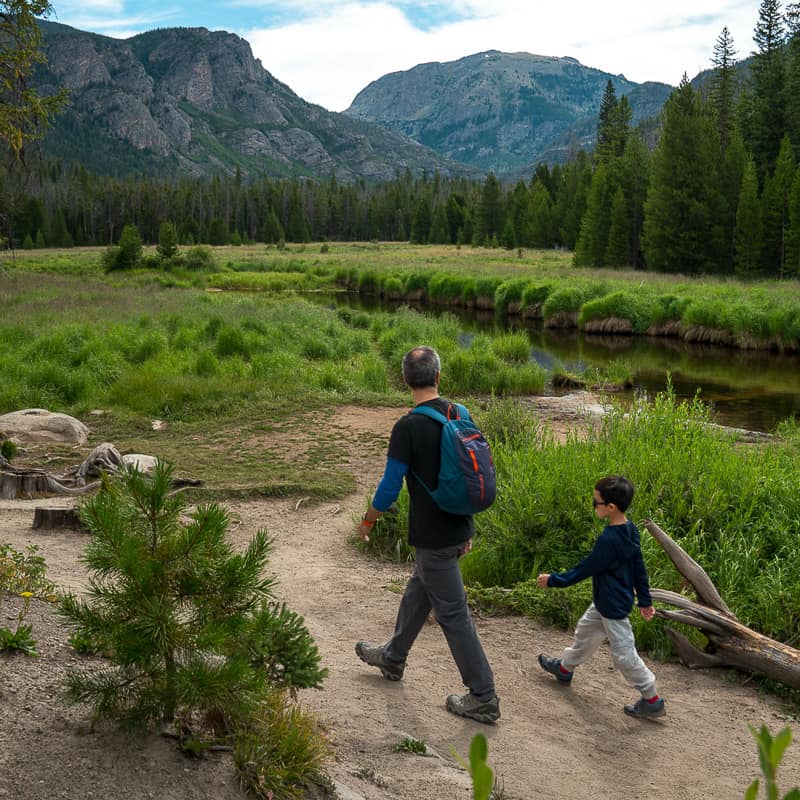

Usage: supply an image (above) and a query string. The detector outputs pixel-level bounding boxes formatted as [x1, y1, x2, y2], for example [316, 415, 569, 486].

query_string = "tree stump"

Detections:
[644, 519, 800, 689]
[32, 507, 85, 530]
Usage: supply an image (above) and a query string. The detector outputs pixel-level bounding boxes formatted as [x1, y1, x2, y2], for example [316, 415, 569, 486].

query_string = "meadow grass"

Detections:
[5, 243, 800, 350]
[459, 390, 800, 652]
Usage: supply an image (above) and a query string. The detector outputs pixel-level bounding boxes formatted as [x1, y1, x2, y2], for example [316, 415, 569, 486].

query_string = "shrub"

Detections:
[215, 326, 250, 359]
[112, 224, 143, 271]
[184, 245, 216, 272]
[579, 290, 656, 334]
[491, 333, 531, 363]
[428, 273, 467, 304]
[521, 283, 554, 308]
[58, 463, 326, 732]
[234, 689, 331, 800]
[403, 271, 431, 296]
[357, 271, 379, 295]
[494, 279, 529, 314]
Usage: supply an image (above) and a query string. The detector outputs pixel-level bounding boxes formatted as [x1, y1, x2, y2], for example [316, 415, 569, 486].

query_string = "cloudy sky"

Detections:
[49, 0, 760, 112]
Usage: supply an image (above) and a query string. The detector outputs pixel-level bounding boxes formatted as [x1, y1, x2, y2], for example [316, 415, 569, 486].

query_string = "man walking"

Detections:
[355, 346, 500, 724]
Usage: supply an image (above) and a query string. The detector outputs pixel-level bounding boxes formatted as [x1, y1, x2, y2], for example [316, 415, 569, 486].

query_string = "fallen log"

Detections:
[643, 519, 800, 689]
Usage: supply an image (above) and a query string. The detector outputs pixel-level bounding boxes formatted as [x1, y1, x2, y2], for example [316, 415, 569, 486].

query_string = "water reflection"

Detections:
[316, 294, 800, 432]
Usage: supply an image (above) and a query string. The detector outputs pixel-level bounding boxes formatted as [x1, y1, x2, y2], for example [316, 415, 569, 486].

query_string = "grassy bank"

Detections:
[5, 242, 800, 351]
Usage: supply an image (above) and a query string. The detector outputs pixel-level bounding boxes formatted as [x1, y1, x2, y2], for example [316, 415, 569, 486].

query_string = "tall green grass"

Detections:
[459, 390, 800, 650]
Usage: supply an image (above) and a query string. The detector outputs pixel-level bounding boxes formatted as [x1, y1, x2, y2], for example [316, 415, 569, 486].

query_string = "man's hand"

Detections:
[537, 573, 550, 589]
[458, 538, 473, 556]
[639, 605, 655, 621]
[357, 521, 372, 543]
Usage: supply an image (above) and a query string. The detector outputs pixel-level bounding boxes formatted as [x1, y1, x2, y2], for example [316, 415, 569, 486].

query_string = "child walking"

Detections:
[537, 475, 665, 718]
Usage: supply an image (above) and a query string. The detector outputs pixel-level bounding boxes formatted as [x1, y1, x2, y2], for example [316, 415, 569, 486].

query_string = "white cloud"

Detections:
[244, 0, 758, 111]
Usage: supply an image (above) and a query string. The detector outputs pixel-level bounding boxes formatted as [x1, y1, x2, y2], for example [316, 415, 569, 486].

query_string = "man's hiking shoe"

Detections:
[624, 697, 666, 719]
[355, 641, 405, 681]
[538, 654, 573, 684]
[445, 692, 500, 724]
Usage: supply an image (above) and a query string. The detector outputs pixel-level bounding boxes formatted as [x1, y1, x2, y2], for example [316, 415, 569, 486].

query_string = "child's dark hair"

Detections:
[595, 475, 634, 512]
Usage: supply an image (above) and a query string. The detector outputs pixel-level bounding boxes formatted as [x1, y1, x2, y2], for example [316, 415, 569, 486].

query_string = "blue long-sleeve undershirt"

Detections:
[372, 456, 409, 511]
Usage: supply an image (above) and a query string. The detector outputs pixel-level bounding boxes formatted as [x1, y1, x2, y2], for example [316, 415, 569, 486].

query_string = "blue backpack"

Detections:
[410, 403, 496, 516]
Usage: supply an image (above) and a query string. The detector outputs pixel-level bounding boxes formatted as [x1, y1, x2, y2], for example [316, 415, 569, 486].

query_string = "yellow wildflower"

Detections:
[20, 591, 33, 598]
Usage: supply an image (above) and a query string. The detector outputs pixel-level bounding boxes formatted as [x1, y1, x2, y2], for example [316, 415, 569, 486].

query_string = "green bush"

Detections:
[428, 273, 468, 304]
[521, 283, 554, 308]
[184, 245, 216, 271]
[357, 271, 379, 295]
[494, 279, 529, 314]
[460, 390, 800, 652]
[579, 290, 656, 333]
[491, 332, 531, 363]
[58, 463, 326, 732]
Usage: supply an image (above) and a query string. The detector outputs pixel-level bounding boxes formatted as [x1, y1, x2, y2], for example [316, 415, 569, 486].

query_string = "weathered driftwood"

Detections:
[32, 507, 85, 530]
[644, 519, 800, 689]
[0, 463, 100, 499]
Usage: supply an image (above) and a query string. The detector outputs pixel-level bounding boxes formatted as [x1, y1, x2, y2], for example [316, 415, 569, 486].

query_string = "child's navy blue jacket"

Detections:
[546, 520, 652, 619]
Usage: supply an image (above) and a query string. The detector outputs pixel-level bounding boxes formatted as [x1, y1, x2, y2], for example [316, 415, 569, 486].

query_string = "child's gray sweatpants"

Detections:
[561, 603, 658, 698]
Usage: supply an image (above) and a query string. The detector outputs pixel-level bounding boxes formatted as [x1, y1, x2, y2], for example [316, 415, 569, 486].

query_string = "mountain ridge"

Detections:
[34, 21, 478, 181]
[344, 49, 674, 173]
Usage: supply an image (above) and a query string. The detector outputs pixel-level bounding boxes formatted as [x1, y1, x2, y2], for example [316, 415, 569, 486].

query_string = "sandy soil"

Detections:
[1, 397, 799, 800]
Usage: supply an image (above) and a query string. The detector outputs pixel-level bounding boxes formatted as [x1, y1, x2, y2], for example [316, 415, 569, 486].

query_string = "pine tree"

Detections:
[621, 131, 651, 268]
[595, 80, 618, 164]
[285, 184, 310, 242]
[573, 163, 610, 266]
[59, 463, 325, 732]
[115, 223, 142, 269]
[761, 134, 796, 275]
[710, 26, 738, 152]
[156, 221, 179, 260]
[642, 77, 726, 273]
[786, 2, 800, 158]
[604, 187, 630, 266]
[522, 181, 554, 248]
[410, 196, 432, 243]
[260, 208, 284, 244]
[750, 0, 787, 177]
[786, 167, 800, 275]
[735, 157, 763, 275]
[720, 130, 748, 272]
[475, 173, 503, 245]
[428, 203, 449, 244]
[500, 215, 517, 249]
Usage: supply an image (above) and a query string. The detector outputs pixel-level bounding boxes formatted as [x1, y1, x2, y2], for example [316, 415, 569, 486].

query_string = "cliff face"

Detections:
[345, 50, 673, 173]
[36, 22, 476, 180]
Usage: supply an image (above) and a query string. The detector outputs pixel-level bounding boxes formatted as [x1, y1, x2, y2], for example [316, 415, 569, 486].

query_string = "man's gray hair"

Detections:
[402, 346, 441, 389]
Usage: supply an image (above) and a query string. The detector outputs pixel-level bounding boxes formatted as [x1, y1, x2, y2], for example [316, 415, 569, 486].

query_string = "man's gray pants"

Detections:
[561, 603, 658, 698]
[384, 544, 496, 701]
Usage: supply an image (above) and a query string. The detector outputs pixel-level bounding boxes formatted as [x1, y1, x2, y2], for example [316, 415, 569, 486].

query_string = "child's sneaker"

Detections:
[624, 696, 666, 718]
[355, 641, 405, 681]
[537, 654, 573, 684]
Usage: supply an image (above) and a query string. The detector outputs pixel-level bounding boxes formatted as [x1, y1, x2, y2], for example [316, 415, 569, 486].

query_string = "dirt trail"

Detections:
[1, 401, 799, 799]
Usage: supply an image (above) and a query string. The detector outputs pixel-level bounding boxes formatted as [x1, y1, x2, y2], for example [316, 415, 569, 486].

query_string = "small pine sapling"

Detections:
[58, 462, 326, 735]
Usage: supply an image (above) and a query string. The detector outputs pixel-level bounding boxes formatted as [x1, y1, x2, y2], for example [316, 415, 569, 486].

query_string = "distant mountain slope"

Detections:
[34, 22, 476, 180]
[344, 50, 673, 173]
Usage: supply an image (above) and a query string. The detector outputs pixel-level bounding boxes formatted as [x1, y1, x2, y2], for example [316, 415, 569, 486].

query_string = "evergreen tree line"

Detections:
[4, 1, 800, 278]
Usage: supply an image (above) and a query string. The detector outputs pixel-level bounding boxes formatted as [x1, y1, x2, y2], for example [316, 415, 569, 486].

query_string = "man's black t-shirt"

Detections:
[387, 397, 474, 549]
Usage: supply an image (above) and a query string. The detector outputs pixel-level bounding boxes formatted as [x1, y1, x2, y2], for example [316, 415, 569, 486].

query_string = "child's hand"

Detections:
[537, 573, 550, 589]
[639, 605, 655, 621]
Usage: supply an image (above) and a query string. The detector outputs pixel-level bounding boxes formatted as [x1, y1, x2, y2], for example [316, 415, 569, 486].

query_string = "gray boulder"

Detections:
[0, 409, 89, 445]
